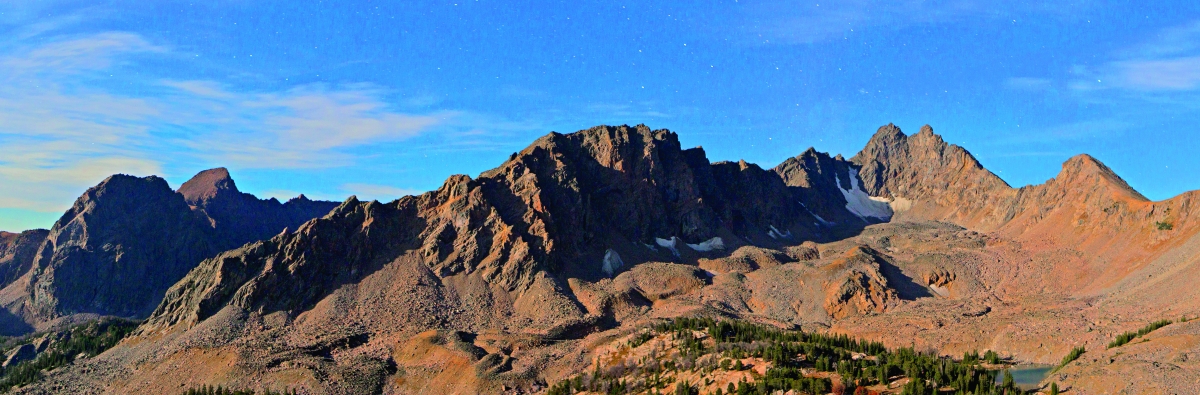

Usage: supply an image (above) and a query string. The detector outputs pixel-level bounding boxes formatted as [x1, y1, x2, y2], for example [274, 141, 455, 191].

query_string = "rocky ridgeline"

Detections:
[9, 123, 1200, 394]
[1, 169, 337, 326]
[144, 125, 896, 333]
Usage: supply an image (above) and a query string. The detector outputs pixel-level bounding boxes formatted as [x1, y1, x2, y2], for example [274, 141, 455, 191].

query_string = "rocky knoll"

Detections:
[0, 230, 48, 289]
[7, 169, 336, 326]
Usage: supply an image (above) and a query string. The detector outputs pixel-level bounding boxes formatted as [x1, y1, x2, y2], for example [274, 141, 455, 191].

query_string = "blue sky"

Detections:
[2, 1, 1200, 231]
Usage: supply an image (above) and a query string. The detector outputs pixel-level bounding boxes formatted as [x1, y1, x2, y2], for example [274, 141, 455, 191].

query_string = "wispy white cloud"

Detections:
[0, 31, 449, 219]
[162, 81, 447, 168]
[732, 1, 1087, 45]
[339, 183, 423, 202]
[1004, 77, 1052, 91]
[2, 32, 163, 74]
[1111, 56, 1200, 91]
[1072, 20, 1200, 92]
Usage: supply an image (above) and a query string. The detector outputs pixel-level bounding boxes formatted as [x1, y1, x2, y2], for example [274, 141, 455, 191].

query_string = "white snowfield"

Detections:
[799, 202, 834, 227]
[811, 212, 832, 226]
[840, 169, 893, 220]
[655, 237, 680, 257]
[602, 249, 624, 276]
[767, 225, 792, 239]
[687, 237, 725, 252]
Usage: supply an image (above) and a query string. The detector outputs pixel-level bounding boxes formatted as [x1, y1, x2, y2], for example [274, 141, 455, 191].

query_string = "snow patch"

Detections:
[687, 237, 725, 252]
[799, 202, 834, 227]
[601, 249, 624, 277]
[767, 225, 792, 240]
[839, 169, 893, 220]
[655, 237, 680, 257]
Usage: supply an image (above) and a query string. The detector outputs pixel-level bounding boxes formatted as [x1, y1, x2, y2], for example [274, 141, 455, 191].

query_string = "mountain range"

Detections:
[2, 124, 1198, 394]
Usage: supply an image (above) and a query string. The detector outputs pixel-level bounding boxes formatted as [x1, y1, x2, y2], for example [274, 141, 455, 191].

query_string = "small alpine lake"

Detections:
[994, 365, 1054, 391]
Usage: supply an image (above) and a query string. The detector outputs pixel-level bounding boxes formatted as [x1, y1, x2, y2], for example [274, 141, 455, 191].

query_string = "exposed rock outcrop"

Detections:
[3, 343, 36, 368]
[0, 229, 48, 289]
[822, 247, 897, 319]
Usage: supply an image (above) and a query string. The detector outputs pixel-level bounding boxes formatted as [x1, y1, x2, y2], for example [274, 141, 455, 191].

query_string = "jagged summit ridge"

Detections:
[145, 124, 895, 333]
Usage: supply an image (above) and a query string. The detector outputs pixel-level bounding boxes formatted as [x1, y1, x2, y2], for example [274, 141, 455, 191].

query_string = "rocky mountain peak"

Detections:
[178, 167, 238, 205]
[1055, 154, 1148, 202]
[864, 123, 908, 151]
[917, 124, 936, 136]
[289, 194, 310, 202]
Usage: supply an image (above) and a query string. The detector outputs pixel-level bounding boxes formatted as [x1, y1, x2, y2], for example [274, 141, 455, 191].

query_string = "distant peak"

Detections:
[917, 124, 935, 136]
[94, 174, 171, 193]
[873, 123, 906, 140]
[178, 167, 239, 204]
[284, 194, 312, 205]
[858, 124, 909, 155]
[1058, 154, 1148, 202]
[1060, 154, 1110, 177]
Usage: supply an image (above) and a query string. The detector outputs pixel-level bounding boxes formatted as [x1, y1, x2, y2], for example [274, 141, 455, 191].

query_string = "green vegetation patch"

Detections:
[548, 317, 1021, 395]
[183, 386, 297, 395]
[0, 318, 139, 392]
[1156, 220, 1174, 231]
[1053, 346, 1086, 373]
[1108, 319, 1174, 349]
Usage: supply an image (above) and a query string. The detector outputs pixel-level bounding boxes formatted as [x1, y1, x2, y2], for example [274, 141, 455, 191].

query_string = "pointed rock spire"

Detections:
[178, 168, 239, 205]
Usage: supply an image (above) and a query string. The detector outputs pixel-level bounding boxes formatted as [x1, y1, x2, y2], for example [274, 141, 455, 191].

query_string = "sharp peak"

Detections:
[798, 146, 831, 158]
[1058, 154, 1149, 201]
[178, 167, 240, 203]
[1060, 154, 1113, 176]
[871, 123, 907, 141]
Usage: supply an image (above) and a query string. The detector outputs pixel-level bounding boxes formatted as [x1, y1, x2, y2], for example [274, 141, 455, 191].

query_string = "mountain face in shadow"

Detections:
[4, 169, 338, 324]
[0, 230, 49, 289]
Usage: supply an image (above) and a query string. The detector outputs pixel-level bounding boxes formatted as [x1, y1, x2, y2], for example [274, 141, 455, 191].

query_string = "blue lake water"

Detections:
[995, 365, 1054, 390]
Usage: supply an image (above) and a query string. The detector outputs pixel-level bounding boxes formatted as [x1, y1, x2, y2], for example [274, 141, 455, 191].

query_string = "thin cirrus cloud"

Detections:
[339, 183, 424, 202]
[161, 81, 448, 168]
[1004, 77, 1053, 91]
[0, 31, 448, 223]
[1075, 20, 1200, 92]
[732, 1, 1084, 45]
[1112, 56, 1200, 91]
[2, 32, 164, 73]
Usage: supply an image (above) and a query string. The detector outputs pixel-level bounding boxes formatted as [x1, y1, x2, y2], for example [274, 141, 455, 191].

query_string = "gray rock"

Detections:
[33, 334, 53, 353]
[3, 344, 36, 368]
